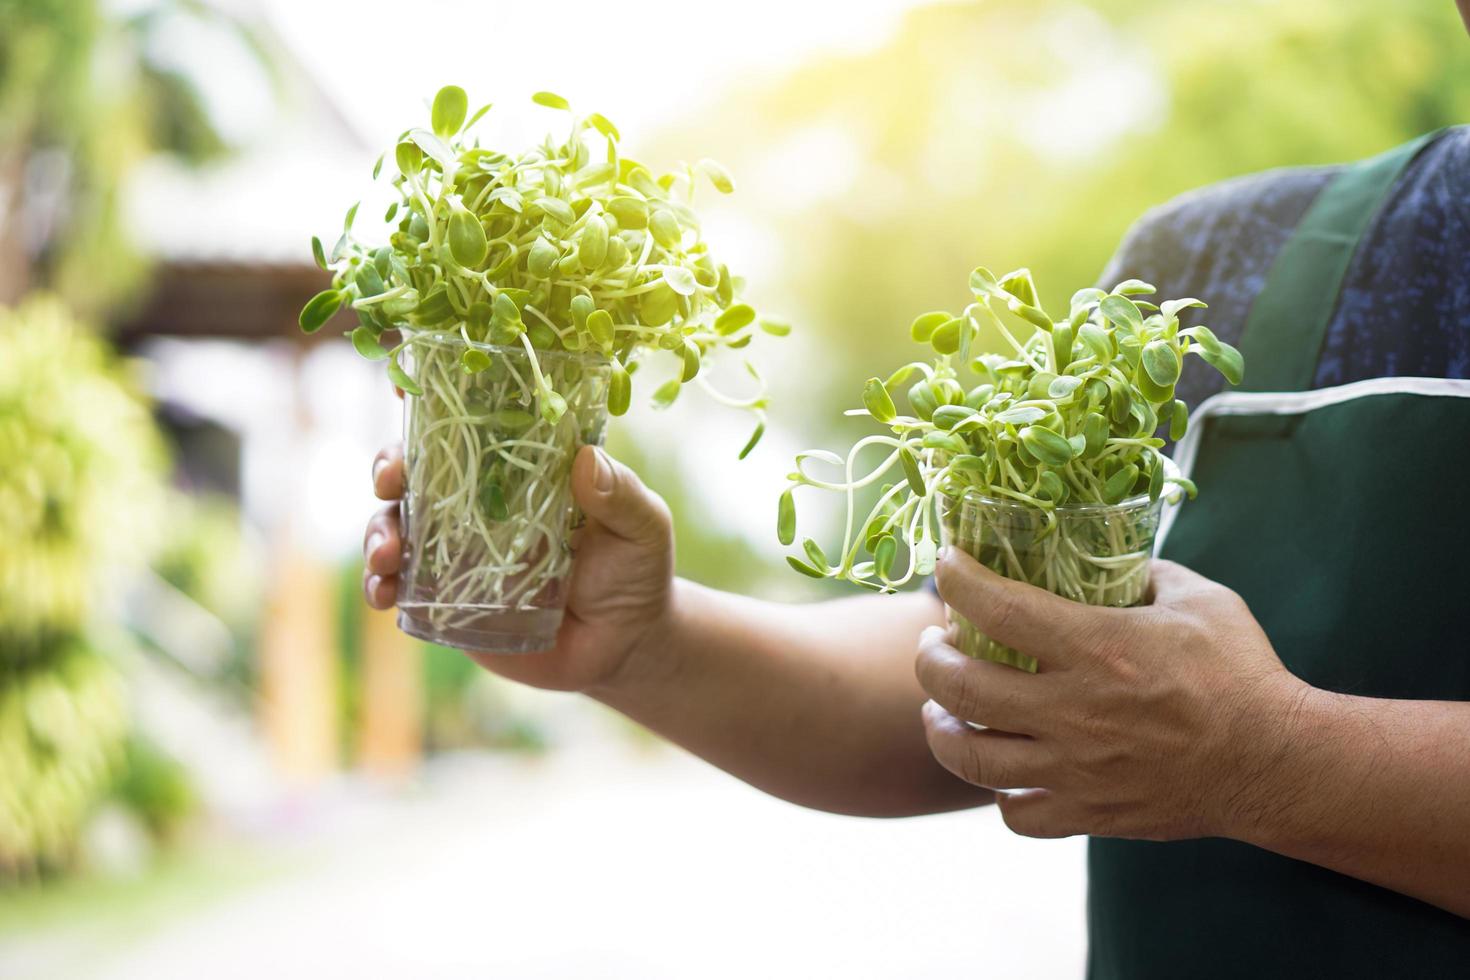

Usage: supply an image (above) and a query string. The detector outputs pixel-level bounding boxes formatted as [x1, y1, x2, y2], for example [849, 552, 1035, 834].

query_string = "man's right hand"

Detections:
[363, 443, 677, 693]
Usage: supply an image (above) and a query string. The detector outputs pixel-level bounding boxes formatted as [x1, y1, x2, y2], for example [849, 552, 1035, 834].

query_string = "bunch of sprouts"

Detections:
[778, 268, 1244, 599]
[299, 87, 782, 634]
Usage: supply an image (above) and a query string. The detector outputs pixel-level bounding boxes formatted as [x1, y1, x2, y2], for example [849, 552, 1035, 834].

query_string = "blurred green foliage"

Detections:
[647, 0, 1469, 592]
[111, 736, 198, 844]
[0, 297, 166, 649]
[0, 0, 273, 316]
[0, 297, 169, 877]
[658, 0, 1469, 398]
[0, 646, 129, 877]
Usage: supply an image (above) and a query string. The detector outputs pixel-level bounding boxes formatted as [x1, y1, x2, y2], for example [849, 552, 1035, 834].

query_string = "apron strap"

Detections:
[1237, 130, 1446, 393]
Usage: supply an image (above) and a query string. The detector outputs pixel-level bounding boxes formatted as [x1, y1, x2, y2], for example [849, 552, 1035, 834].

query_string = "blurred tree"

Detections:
[655, 0, 1469, 397]
[0, 296, 167, 877]
[0, 0, 275, 317]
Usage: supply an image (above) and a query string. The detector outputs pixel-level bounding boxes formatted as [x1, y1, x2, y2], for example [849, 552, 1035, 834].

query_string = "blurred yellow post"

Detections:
[259, 532, 340, 782]
[357, 607, 423, 780]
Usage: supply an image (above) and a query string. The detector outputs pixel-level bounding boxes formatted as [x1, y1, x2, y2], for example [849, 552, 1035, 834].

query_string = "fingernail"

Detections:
[936, 546, 951, 562]
[366, 533, 385, 560]
[593, 447, 614, 493]
[372, 457, 386, 487]
[366, 574, 382, 596]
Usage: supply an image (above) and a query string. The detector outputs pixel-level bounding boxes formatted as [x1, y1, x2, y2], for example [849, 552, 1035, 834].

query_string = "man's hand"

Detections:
[364, 443, 675, 693]
[916, 549, 1309, 842]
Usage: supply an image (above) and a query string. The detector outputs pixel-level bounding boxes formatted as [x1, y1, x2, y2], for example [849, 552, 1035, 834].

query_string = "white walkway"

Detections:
[3, 743, 1088, 979]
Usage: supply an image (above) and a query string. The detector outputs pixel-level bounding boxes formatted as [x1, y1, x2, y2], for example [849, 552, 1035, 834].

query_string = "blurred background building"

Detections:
[1, 0, 1467, 976]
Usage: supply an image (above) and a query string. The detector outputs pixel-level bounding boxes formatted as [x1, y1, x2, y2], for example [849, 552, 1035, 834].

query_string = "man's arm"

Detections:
[1232, 688, 1470, 919]
[915, 549, 1470, 918]
[593, 582, 989, 817]
[365, 443, 987, 818]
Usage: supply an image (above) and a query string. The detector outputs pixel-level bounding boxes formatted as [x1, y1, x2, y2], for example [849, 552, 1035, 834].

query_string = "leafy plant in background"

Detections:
[0, 0, 276, 314]
[779, 269, 1241, 668]
[0, 297, 166, 649]
[301, 87, 783, 648]
[0, 296, 172, 875]
[0, 645, 130, 876]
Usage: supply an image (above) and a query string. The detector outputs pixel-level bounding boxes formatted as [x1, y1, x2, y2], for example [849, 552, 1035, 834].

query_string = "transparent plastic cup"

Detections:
[395, 334, 611, 653]
[938, 488, 1165, 672]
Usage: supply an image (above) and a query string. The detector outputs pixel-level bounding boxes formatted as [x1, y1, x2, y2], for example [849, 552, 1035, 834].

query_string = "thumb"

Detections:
[572, 446, 672, 547]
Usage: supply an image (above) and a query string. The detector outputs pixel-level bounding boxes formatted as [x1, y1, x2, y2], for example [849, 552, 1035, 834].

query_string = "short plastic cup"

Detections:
[395, 333, 610, 653]
[938, 488, 1165, 671]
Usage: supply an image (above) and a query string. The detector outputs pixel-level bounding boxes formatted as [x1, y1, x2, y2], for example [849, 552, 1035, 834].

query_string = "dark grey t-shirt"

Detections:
[1100, 126, 1470, 403]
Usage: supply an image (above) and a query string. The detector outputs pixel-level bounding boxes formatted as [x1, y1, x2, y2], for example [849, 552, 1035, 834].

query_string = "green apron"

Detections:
[1087, 132, 1470, 979]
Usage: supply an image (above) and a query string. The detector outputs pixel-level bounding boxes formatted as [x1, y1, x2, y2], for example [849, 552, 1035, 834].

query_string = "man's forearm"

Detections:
[590, 579, 990, 817]
[1232, 686, 1470, 918]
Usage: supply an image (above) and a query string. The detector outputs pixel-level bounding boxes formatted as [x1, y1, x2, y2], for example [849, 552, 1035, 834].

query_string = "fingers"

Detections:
[364, 504, 401, 575]
[372, 444, 404, 500]
[570, 446, 673, 549]
[363, 503, 401, 610]
[363, 571, 397, 610]
[922, 700, 1047, 791]
[994, 789, 1080, 840]
[935, 547, 1117, 667]
[914, 626, 1046, 734]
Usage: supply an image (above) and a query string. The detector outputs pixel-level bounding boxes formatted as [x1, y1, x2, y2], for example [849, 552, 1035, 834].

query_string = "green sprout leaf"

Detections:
[448, 204, 488, 268]
[532, 90, 571, 110]
[995, 405, 1047, 426]
[351, 326, 389, 360]
[909, 311, 950, 343]
[386, 356, 422, 396]
[608, 361, 632, 416]
[461, 348, 491, 373]
[898, 446, 926, 496]
[802, 538, 830, 572]
[679, 338, 702, 382]
[1111, 279, 1156, 296]
[586, 309, 615, 349]
[1019, 425, 1073, 467]
[579, 215, 609, 269]
[652, 378, 681, 410]
[311, 236, 327, 270]
[663, 265, 698, 297]
[777, 488, 797, 545]
[1169, 399, 1188, 440]
[1100, 294, 1143, 331]
[738, 419, 765, 459]
[395, 140, 423, 177]
[465, 102, 493, 130]
[587, 112, 620, 140]
[649, 209, 681, 249]
[697, 158, 735, 193]
[863, 378, 896, 422]
[715, 304, 756, 335]
[1103, 463, 1140, 504]
[1196, 341, 1245, 386]
[1141, 340, 1182, 387]
[299, 289, 344, 333]
[431, 85, 468, 138]
[873, 535, 898, 581]
[786, 555, 827, 579]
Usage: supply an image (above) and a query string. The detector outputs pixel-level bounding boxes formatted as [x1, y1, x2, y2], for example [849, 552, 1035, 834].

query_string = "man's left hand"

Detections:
[916, 548, 1312, 842]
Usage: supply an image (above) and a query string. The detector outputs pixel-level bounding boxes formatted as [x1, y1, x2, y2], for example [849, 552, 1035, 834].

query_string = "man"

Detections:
[361, 6, 1470, 974]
